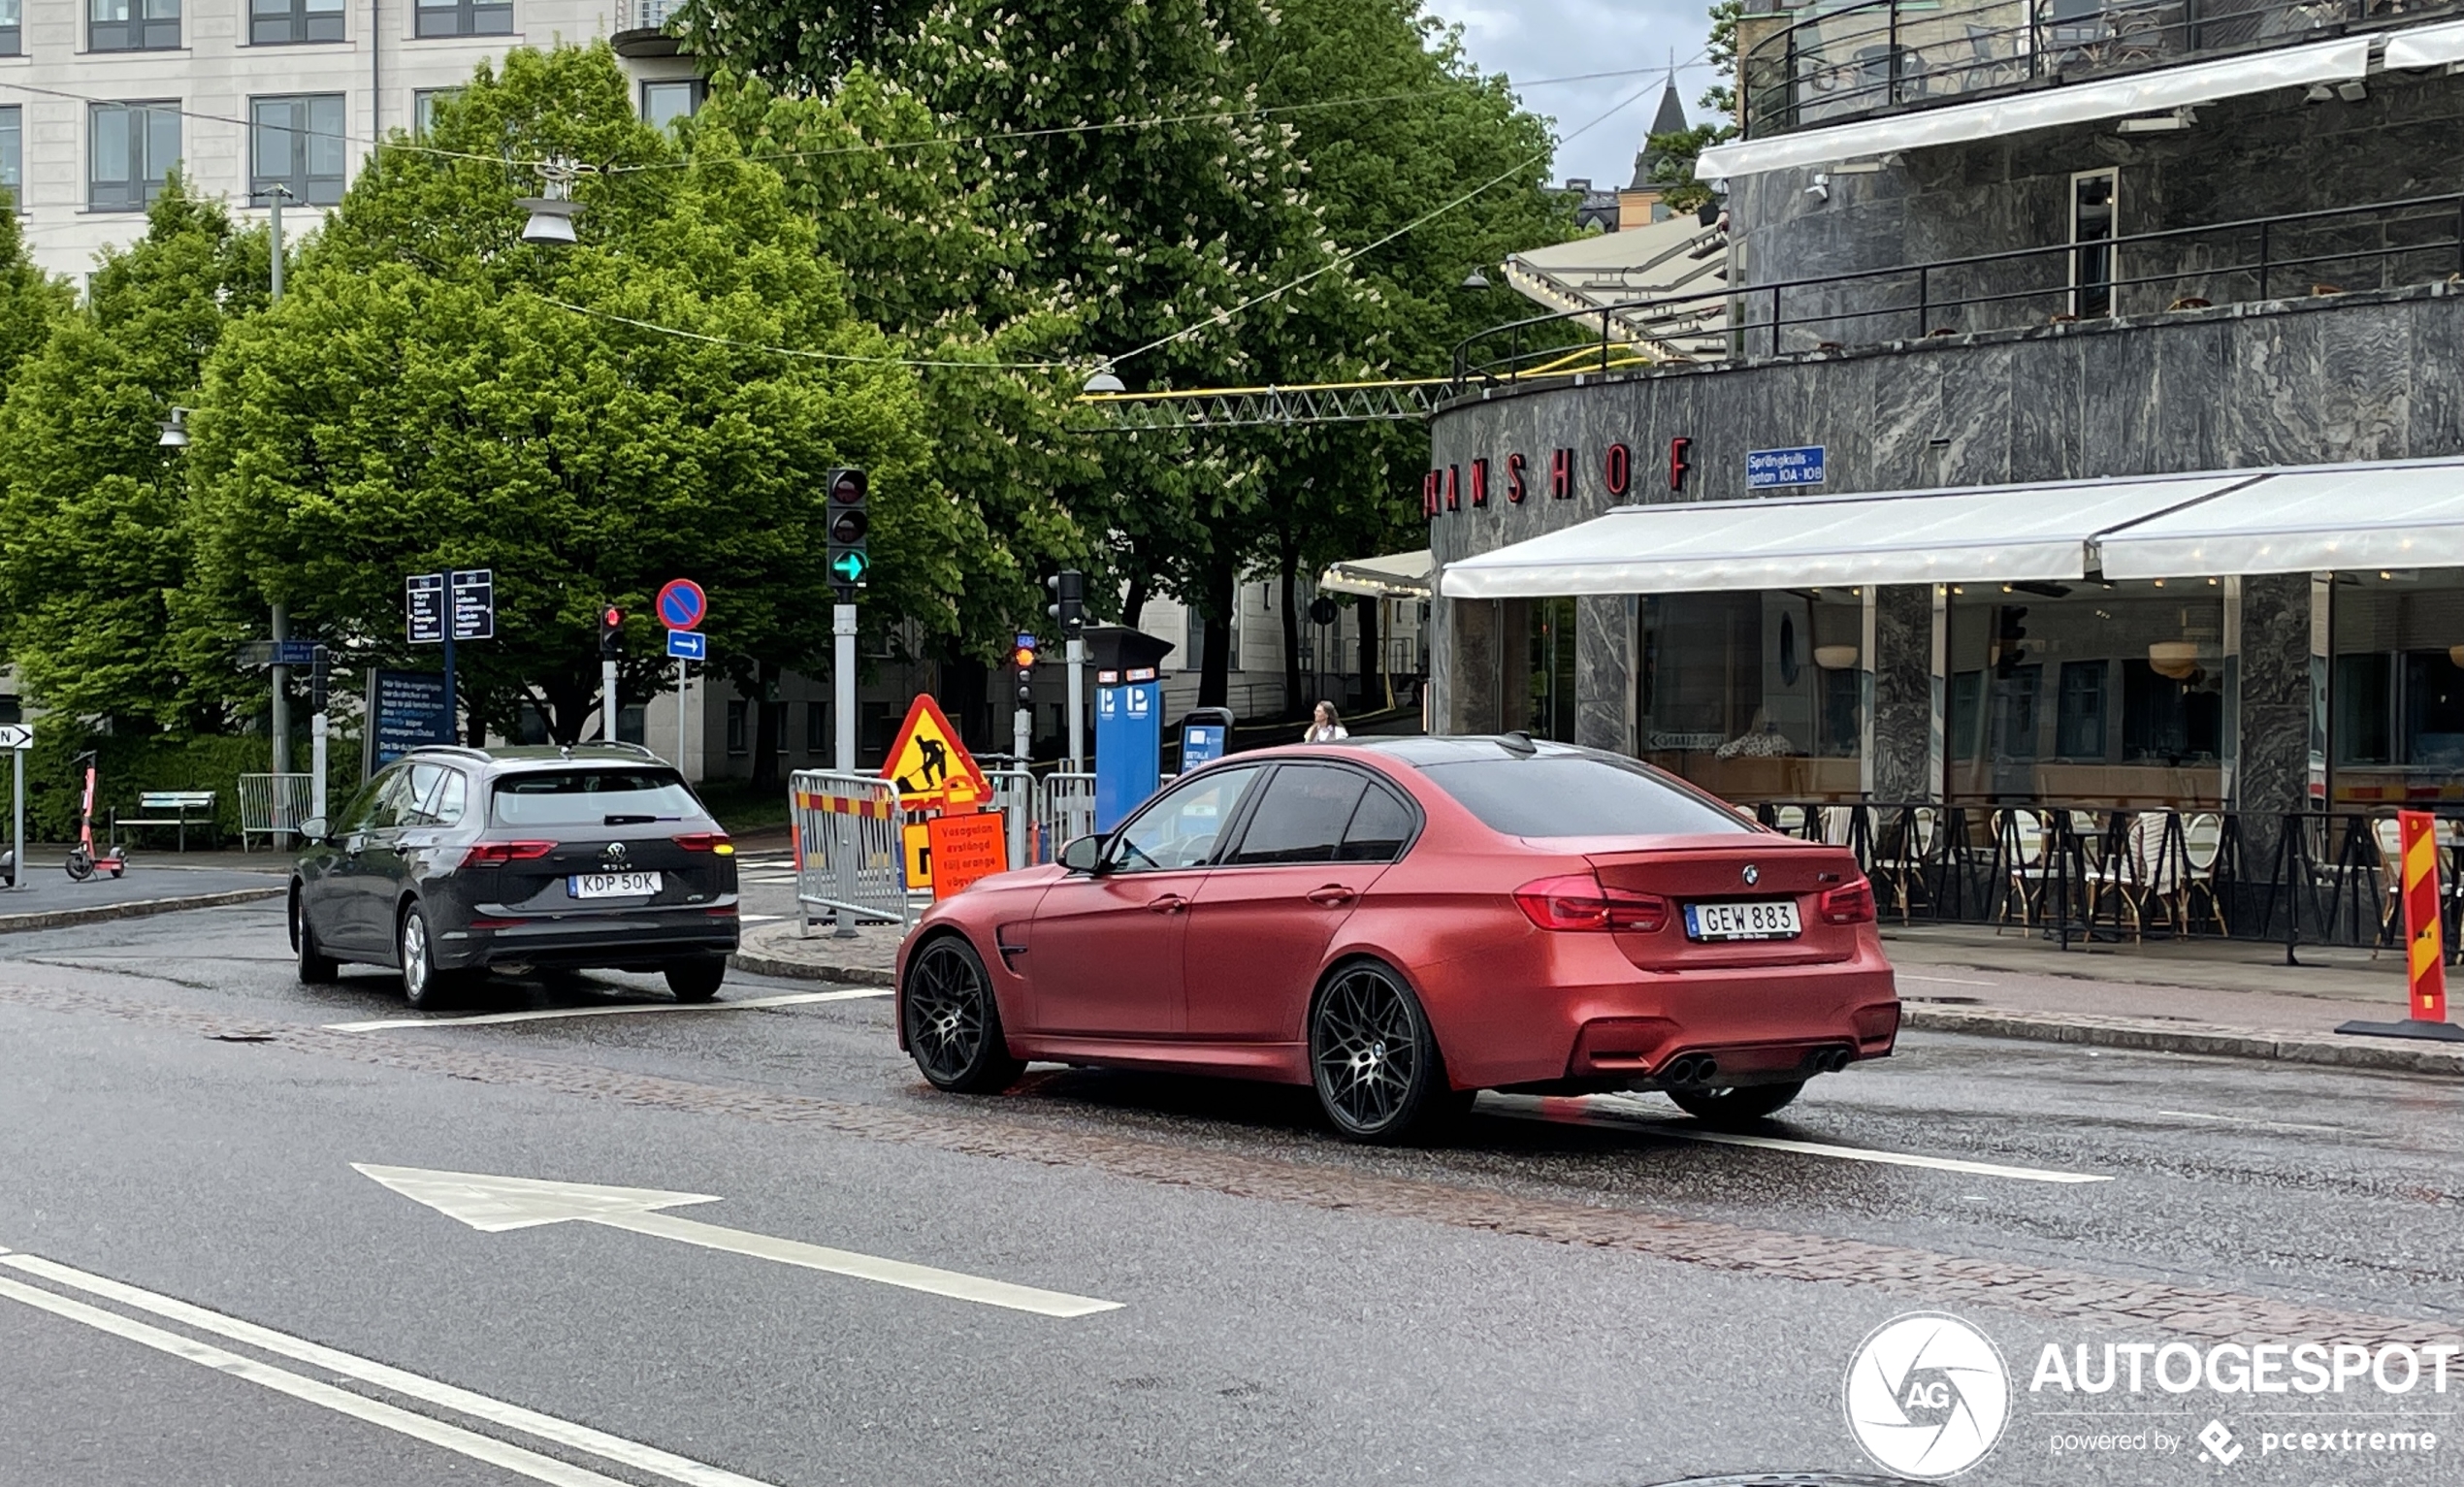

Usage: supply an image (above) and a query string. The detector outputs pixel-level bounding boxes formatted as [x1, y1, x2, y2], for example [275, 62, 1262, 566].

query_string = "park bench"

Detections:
[113, 791, 218, 851]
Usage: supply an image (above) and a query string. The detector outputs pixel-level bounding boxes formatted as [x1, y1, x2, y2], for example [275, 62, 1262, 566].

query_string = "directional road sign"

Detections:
[239, 639, 321, 668]
[665, 629, 707, 661]
[405, 573, 444, 643]
[406, 569, 495, 643]
[353, 1163, 1119, 1316]
[0, 724, 29, 750]
[655, 578, 707, 632]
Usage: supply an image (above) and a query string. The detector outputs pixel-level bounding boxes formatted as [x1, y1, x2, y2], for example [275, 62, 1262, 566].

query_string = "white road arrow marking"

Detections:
[354, 1165, 1121, 1317]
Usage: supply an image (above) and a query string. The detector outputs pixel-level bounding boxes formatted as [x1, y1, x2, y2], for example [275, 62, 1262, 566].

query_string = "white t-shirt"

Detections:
[1302, 724, 1349, 743]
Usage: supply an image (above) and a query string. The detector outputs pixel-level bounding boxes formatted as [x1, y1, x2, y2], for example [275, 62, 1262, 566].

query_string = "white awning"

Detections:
[2385, 18, 2464, 69]
[1319, 549, 1433, 598]
[2094, 460, 2464, 577]
[1439, 475, 2244, 599]
[1697, 36, 2374, 180]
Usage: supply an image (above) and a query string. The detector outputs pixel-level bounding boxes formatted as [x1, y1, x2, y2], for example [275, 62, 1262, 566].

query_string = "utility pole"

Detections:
[266, 185, 291, 805]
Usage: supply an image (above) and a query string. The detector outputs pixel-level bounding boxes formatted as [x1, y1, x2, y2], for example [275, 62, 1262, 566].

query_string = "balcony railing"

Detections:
[612, 0, 689, 55]
[1452, 188, 2464, 386]
[1740, 0, 2459, 138]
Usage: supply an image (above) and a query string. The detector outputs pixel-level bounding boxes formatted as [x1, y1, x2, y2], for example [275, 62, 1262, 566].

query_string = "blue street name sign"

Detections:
[665, 630, 707, 661]
[1746, 445, 1826, 490]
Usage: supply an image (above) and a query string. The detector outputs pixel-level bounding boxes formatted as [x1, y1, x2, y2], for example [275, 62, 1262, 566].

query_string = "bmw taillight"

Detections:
[672, 832, 734, 856]
[1513, 874, 1670, 933]
[459, 840, 556, 868]
[1819, 877, 1877, 925]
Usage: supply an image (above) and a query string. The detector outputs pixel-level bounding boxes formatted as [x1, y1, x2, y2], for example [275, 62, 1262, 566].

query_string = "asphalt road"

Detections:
[0, 900, 2457, 1487]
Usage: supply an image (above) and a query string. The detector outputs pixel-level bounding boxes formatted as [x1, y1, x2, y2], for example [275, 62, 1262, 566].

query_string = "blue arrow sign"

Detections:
[665, 630, 707, 661]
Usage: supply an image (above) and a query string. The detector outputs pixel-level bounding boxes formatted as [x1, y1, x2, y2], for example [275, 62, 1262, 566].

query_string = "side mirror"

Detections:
[296, 817, 329, 845]
[1057, 834, 1104, 873]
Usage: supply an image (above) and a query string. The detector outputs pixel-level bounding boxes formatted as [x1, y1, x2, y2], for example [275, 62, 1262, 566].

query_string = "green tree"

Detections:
[0, 181, 267, 727]
[187, 46, 944, 750]
[0, 196, 72, 392]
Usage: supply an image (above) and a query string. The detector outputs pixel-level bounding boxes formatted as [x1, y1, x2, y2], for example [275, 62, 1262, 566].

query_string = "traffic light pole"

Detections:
[1011, 699, 1031, 867]
[602, 656, 619, 743]
[833, 601, 857, 773]
[1066, 635, 1086, 771]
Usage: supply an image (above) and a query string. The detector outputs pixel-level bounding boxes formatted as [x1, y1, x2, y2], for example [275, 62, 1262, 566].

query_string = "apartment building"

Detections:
[0, 0, 698, 280]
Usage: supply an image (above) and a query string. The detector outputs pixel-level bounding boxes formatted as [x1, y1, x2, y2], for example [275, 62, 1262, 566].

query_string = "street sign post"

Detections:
[406, 568, 494, 745]
[1, 722, 28, 892]
[658, 580, 709, 772]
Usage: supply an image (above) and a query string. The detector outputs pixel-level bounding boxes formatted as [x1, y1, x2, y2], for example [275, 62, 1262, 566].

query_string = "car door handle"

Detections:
[1308, 885, 1358, 907]
[1145, 894, 1187, 915]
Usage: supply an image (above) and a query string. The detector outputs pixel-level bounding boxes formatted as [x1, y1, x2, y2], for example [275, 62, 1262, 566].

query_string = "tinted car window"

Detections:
[492, 769, 700, 827]
[1226, 765, 1367, 865]
[1419, 755, 1753, 838]
[344, 766, 413, 833]
[1108, 765, 1261, 872]
[405, 765, 467, 826]
[1336, 782, 1416, 863]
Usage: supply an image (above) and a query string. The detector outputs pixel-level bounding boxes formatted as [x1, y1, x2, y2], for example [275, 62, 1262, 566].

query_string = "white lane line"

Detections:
[743, 875, 800, 885]
[0, 1252, 781, 1487]
[1483, 1093, 2113, 1184]
[594, 1210, 1123, 1318]
[2156, 1108, 2348, 1135]
[741, 913, 787, 923]
[1899, 973, 1994, 986]
[325, 987, 891, 1032]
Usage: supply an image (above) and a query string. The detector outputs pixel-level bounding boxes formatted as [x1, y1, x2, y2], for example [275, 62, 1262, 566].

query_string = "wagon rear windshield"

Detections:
[491, 770, 701, 827]
[1418, 756, 1751, 838]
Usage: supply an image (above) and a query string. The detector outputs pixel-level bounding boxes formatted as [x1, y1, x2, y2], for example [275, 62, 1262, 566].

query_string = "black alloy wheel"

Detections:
[902, 935, 1024, 1093]
[1668, 1081, 1805, 1130]
[294, 889, 339, 986]
[1309, 961, 1463, 1143]
[665, 957, 727, 1003]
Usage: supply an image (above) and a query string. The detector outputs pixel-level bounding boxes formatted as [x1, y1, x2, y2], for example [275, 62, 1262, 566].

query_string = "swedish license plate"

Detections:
[568, 872, 663, 899]
[1684, 899, 1801, 941]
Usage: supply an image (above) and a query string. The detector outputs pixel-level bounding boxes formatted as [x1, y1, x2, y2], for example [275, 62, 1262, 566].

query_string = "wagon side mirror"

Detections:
[1058, 835, 1104, 874]
[296, 816, 329, 846]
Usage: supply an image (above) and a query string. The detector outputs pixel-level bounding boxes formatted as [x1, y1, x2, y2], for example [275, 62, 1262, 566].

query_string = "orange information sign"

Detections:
[880, 694, 994, 814]
[924, 811, 1009, 899]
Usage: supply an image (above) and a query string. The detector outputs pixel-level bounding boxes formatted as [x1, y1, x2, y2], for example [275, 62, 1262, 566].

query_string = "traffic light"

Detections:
[309, 645, 330, 712]
[826, 467, 869, 593]
[1011, 639, 1037, 706]
[1045, 569, 1085, 635]
[599, 605, 624, 659]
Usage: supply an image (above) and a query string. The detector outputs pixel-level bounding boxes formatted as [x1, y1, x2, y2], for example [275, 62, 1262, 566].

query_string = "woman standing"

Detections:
[1301, 701, 1349, 743]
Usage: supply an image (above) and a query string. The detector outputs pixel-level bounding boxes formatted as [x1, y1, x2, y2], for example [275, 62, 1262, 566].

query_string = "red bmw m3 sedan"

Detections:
[896, 735, 1900, 1143]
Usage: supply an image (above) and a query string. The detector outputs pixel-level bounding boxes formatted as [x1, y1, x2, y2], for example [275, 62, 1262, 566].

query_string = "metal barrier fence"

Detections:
[789, 769, 911, 935]
[237, 773, 315, 851]
[1748, 800, 2460, 961]
[985, 766, 1036, 869]
[1038, 771, 1097, 861]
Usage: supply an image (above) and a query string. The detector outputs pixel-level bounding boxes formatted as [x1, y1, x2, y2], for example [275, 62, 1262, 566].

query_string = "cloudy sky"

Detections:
[1429, 0, 1724, 188]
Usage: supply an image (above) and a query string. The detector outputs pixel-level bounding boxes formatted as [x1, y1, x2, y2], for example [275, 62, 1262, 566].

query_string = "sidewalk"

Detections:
[0, 844, 286, 933]
[730, 917, 2464, 1075]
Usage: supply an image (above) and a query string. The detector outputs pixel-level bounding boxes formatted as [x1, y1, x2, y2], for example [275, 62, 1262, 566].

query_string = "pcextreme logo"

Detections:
[1844, 1312, 2013, 1479]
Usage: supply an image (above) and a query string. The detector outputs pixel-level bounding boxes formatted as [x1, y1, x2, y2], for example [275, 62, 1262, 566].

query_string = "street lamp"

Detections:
[157, 406, 190, 448]
[1083, 367, 1125, 394]
[1460, 268, 1492, 291]
[517, 158, 585, 245]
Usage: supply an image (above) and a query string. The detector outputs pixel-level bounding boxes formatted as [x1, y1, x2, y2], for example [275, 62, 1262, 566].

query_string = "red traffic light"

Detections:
[601, 607, 623, 629]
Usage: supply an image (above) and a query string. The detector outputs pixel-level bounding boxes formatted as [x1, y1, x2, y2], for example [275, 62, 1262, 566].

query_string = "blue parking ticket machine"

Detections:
[1093, 667, 1164, 831]
[1179, 706, 1234, 770]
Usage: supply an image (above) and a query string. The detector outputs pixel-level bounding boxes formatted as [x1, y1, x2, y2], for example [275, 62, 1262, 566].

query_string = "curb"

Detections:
[728, 951, 895, 987]
[0, 886, 287, 935]
[1903, 1004, 2464, 1076]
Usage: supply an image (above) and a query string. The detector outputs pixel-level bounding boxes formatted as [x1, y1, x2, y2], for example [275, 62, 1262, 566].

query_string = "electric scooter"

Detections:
[65, 751, 127, 882]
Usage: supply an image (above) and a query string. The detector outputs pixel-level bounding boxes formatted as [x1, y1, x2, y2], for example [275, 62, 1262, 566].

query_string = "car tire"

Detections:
[1669, 1081, 1805, 1129]
[665, 957, 727, 1003]
[902, 934, 1024, 1094]
[1309, 960, 1460, 1145]
[294, 889, 339, 986]
[398, 903, 462, 1010]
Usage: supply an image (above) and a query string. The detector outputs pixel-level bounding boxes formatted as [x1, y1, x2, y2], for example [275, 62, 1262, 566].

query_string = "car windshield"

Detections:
[1418, 754, 1752, 838]
[490, 769, 701, 827]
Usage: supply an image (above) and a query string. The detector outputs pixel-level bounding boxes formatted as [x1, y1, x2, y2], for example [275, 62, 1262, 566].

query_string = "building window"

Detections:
[251, 95, 348, 207]
[411, 88, 461, 137]
[251, 0, 343, 45]
[1639, 590, 1866, 802]
[2071, 168, 2118, 319]
[2329, 569, 2464, 804]
[90, 103, 180, 213]
[0, 107, 20, 209]
[805, 700, 828, 755]
[640, 80, 703, 131]
[91, 0, 179, 50]
[726, 699, 748, 756]
[414, 0, 511, 39]
[0, 0, 21, 56]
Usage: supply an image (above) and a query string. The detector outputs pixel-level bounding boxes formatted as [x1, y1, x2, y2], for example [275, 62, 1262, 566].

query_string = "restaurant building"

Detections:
[1430, 3, 2464, 870]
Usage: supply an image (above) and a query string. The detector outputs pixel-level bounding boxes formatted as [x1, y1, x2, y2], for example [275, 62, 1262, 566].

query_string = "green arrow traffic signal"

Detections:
[828, 551, 869, 585]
